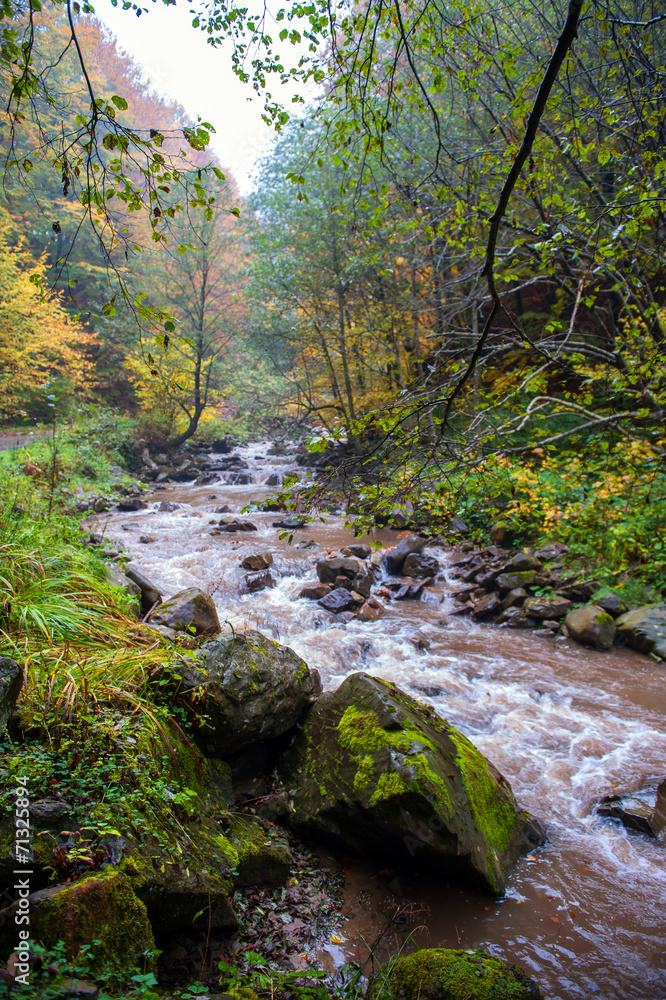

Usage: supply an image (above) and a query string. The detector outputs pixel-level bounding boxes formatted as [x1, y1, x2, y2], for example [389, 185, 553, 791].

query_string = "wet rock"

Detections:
[29, 798, 72, 825]
[535, 543, 567, 561]
[157, 500, 180, 512]
[245, 570, 275, 592]
[265, 473, 281, 487]
[0, 657, 22, 733]
[138, 534, 156, 544]
[504, 552, 542, 573]
[195, 471, 222, 486]
[496, 571, 536, 594]
[614, 604, 666, 660]
[565, 604, 616, 650]
[357, 597, 386, 622]
[367, 947, 544, 1000]
[317, 556, 362, 584]
[211, 436, 235, 454]
[501, 587, 527, 610]
[449, 603, 473, 616]
[241, 552, 274, 571]
[496, 607, 533, 628]
[389, 579, 425, 601]
[124, 566, 162, 613]
[385, 534, 428, 574]
[283, 672, 543, 895]
[214, 504, 232, 514]
[403, 552, 440, 579]
[298, 582, 332, 600]
[597, 776, 666, 839]
[225, 471, 253, 485]
[219, 813, 292, 887]
[105, 565, 141, 606]
[148, 587, 220, 637]
[352, 562, 381, 597]
[524, 596, 573, 620]
[116, 497, 148, 511]
[341, 543, 371, 559]
[272, 516, 306, 529]
[490, 522, 515, 547]
[596, 593, 628, 618]
[557, 579, 599, 601]
[475, 568, 502, 590]
[217, 519, 258, 533]
[165, 630, 321, 757]
[472, 593, 502, 619]
[318, 588, 365, 614]
[448, 515, 469, 535]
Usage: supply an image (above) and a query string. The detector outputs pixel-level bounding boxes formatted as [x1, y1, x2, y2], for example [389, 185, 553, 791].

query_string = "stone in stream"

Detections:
[217, 519, 258, 532]
[403, 551, 440, 579]
[318, 587, 365, 614]
[524, 596, 573, 620]
[565, 604, 616, 650]
[245, 570, 275, 592]
[272, 516, 306, 529]
[385, 534, 428, 574]
[283, 672, 544, 895]
[0, 657, 22, 733]
[124, 566, 162, 613]
[495, 571, 536, 594]
[298, 582, 332, 600]
[214, 504, 232, 514]
[148, 587, 220, 637]
[501, 587, 527, 609]
[357, 596, 386, 621]
[241, 552, 273, 571]
[597, 776, 666, 839]
[138, 535, 156, 544]
[387, 579, 425, 601]
[317, 556, 362, 584]
[157, 501, 180, 512]
[341, 543, 371, 559]
[116, 497, 148, 511]
[367, 948, 544, 1000]
[155, 629, 321, 757]
[472, 592, 502, 619]
[614, 604, 666, 660]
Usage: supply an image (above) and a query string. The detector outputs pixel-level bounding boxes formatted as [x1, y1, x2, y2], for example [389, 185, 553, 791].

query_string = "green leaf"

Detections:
[111, 95, 128, 110]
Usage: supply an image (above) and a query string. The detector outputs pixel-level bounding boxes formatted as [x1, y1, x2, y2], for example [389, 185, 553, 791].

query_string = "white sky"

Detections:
[93, 0, 298, 192]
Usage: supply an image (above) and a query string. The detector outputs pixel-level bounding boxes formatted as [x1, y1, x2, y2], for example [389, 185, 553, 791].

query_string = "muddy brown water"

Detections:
[92, 442, 666, 999]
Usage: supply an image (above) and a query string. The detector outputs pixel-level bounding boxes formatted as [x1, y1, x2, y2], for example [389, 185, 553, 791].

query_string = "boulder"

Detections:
[496, 571, 536, 594]
[105, 565, 141, 606]
[496, 607, 533, 628]
[283, 672, 542, 895]
[124, 566, 162, 613]
[298, 582, 332, 600]
[367, 948, 544, 1000]
[245, 570, 275, 592]
[317, 557, 362, 584]
[565, 604, 616, 650]
[472, 593, 502, 619]
[490, 523, 515, 547]
[596, 593, 628, 617]
[318, 588, 365, 614]
[116, 497, 148, 511]
[389, 579, 425, 601]
[0, 869, 155, 970]
[148, 587, 220, 637]
[214, 504, 232, 514]
[385, 534, 428, 574]
[614, 604, 666, 659]
[138, 535, 156, 544]
[241, 552, 273, 571]
[352, 562, 381, 597]
[217, 519, 258, 533]
[403, 552, 440, 579]
[504, 552, 542, 572]
[219, 813, 292, 887]
[524, 596, 573, 620]
[341, 543, 371, 559]
[357, 597, 386, 622]
[157, 501, 180, 512]
[597, 776, 666, 839]
[0, 657, 21, 733]
[272, 516, 306, 529]
[501, 587, 527, 610]
[160, 630, 321, 758]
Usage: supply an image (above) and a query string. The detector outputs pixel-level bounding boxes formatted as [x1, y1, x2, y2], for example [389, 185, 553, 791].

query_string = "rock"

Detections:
[596, 593, 628, 617]
[403, 552, 440, 579]
[565, 605, 616, 650]
[501, 587, 527, 610]
[241, 552, 274, 571]
[318, 588, 365, 614]
[245, 570, 275, 592]
[29, 798, 72, 825]
[105, 565, 141, 606]
[220, 813, 292, 886]
[0, 657, 22, 733]
[283, 672, 542, 895]
[535, 543, 567, 561]
[614, 604, 666, 659]
[148, 587, 220, 637]
[225, 471, 253, 485]
[158, 501, 180, 512]
[138, 534, 156, 544]
[211, 436, 235, 454]
[341, 543, 371, 559]
[116, 497, 148, 511]
[472, 593, 502, 619]
[0, 870, 155, 971]
[490, 523, 515, 547]
[215, 504, 232, 514]
[80, 463, 97, 480]
[272, 516, 306, 529]
[390, 579, 425, 601]
[317, 557, 362, 584]
[265, 473, 281, 486]
[504, 552, 542, 572]
[597, 776, 666, 839]
[495, 571, 536, 594]
[357, 597, 386, 622]
[217, 519, 258, 532]
[124, 567, 162, 613]
[162, 630, 321, 757]
[524, 596, 573, 620]
[352, 562, 381, 597]
[385, 534, 428, 574]
[298, 583, 332, 600]
[496, 607, 533, 628]
[557, 579, 599, 601]
[448, 515, 469, 535]
[195, 471, 222, 486]
[367, 947, 544, 1000]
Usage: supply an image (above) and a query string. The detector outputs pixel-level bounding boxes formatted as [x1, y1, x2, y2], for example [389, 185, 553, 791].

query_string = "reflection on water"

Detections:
[93, 441, 666, 1000]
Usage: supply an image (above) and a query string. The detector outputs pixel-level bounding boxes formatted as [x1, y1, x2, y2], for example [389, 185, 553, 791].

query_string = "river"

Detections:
[94, 441, 666, 1000]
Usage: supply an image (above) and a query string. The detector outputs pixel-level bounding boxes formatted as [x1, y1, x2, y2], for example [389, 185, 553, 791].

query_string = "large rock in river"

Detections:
[565, 604, 615, 650]
[614, 604, 666, 660]
[158, 630, 321, 757]
[367, 948, 544, 1000]
[148, 587, 220, 637]
[283, 672, 541, 894]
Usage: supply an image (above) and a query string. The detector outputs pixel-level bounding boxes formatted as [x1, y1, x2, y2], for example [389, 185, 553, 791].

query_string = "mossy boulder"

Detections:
[367, 948, 544, 1000]
[154, 629, 321, 757]
[282, 672, 542, 895]
[496, 571, 536, 595]
[0, 656, 22, 733]
[615, 604, 666, 659]
[565, 604, 616, 649]
[148, 587, 220, 637]
[0, 869, 155, 970]
[220, 812, 292, 887]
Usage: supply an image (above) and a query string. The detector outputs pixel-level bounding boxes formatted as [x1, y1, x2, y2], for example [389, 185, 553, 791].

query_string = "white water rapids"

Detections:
[92, 441, 666, 999]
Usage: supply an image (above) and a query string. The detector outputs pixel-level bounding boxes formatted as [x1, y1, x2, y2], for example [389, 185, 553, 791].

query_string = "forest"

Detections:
[0, 0, 665, 998]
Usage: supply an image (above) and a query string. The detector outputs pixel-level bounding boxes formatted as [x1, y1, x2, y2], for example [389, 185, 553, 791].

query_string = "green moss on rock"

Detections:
[367, 948, 544, 1000]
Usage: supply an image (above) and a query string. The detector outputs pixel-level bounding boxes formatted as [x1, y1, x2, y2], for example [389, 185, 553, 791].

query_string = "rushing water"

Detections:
[93, 441, 666, 1000]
